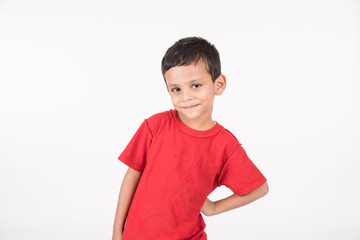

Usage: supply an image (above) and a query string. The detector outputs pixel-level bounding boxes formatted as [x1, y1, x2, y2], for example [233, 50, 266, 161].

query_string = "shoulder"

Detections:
[144, 109, 172, 135]
[218, 126, 242, 145]
[145, 109, 171, 125]
[216, 125, 244, 159]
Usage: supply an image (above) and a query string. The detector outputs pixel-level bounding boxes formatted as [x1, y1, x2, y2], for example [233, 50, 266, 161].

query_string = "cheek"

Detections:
[198, 90, 213, 101]
[169, 95, 180, 105]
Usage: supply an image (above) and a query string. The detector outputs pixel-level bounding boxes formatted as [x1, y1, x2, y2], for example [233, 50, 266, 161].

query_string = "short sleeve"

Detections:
[117, 119, 152, 173]
[218, 145, 267, 196]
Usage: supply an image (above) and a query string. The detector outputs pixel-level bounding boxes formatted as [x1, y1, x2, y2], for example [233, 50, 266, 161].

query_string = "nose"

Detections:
[182, 88, 193, 102]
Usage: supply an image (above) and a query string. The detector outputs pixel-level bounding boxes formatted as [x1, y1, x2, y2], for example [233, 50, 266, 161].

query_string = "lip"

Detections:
[181, 104, 199, 110]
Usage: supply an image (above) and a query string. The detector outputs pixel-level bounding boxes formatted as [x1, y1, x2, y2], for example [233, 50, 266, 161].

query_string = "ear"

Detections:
[214, 74, 227, 96]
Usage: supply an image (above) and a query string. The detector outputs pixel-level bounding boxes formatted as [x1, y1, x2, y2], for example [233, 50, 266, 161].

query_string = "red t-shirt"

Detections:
[118, 109, 267, 240]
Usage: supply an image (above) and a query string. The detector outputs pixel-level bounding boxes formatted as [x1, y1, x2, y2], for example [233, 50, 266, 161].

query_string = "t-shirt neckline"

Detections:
[169, 109, 222, 137]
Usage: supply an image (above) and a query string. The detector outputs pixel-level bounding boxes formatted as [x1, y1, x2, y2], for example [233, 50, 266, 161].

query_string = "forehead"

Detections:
[164, 60, 211, 85]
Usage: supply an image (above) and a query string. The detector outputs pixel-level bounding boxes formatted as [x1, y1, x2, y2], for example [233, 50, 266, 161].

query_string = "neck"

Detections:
[177, 111, 216, 131]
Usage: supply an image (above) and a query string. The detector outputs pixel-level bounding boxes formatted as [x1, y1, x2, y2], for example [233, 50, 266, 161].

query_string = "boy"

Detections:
[113, 37, 269, 240]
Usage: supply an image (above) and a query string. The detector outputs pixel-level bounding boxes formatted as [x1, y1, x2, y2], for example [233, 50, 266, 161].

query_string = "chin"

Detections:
[179, 110, 201, 119]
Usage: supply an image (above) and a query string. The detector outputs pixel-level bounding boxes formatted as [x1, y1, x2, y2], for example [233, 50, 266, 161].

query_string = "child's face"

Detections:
[164, 59, 226, 126]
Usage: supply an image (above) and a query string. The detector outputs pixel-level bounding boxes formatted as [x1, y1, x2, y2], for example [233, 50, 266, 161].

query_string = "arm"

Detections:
[112, 167, 142, 240]
[201, 182, 269, 216]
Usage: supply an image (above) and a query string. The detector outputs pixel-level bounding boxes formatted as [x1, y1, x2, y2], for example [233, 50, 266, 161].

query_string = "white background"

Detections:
[1, 0, 359, 239]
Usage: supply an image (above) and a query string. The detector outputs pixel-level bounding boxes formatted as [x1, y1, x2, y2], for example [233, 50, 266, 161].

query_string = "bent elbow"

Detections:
[260, 182, 269, 197]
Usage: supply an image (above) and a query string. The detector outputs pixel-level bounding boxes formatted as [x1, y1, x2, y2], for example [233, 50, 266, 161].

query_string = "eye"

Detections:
[192, 83, 201, 88]
[171, 87, 181, 92]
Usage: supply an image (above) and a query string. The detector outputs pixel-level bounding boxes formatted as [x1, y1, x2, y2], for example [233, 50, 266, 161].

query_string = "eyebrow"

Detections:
[167, 79, 202, 88]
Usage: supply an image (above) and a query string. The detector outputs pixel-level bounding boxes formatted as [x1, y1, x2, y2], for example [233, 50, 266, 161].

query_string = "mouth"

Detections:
[181, 104, 199, 110]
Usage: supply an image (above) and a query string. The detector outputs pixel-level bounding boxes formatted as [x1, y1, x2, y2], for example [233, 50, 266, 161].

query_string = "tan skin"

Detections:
[112, 168, 142, 240]
[165, 60, 225, 131]
[200, 183, 269, 216]
[112, 60, 269, 239]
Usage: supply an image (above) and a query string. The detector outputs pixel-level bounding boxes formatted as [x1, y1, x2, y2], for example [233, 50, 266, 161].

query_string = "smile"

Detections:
[182, 104, 199, 110]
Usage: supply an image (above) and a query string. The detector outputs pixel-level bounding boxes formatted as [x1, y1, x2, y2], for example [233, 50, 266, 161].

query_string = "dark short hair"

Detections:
[161, 37, 221, 83]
